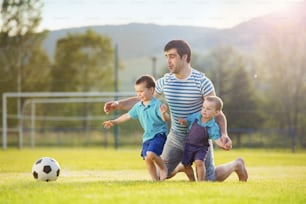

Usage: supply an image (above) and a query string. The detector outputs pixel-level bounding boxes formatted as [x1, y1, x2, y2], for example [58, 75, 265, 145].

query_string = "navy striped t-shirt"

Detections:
[155, 68, 215, 137]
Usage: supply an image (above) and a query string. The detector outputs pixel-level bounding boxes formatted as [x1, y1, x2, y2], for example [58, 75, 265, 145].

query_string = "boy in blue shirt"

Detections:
[103, 75, 170, 181]
[176, 96, 226, 181]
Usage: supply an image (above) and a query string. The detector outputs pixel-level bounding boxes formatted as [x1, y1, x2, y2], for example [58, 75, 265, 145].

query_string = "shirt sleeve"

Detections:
[155, 77, 164, 95]
[128, 104, 138, 119]
[209, 122, 221, 140]
[200, 75, 215, 96]
[186, 112, 199, 127]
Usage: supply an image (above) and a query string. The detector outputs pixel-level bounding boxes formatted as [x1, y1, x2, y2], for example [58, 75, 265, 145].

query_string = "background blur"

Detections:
[1, 0, 305, 151]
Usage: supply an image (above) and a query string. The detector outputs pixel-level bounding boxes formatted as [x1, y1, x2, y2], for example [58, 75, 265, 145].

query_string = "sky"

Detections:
[40, 0, 302, 31]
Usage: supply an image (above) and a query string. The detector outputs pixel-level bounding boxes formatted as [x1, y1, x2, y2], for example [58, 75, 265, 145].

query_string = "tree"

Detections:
[0, 0, 50, 129]
[50, 29, 115, 134]
[51, 29, 114, 92]
[0, 0, 46, 93]
[1, 0, 42, 36]
[255, 31, 306, 151]
[205, 45, 263, 146]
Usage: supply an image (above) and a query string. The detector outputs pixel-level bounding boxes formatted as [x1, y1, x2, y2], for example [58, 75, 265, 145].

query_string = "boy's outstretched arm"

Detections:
[103, 113, 131, 129]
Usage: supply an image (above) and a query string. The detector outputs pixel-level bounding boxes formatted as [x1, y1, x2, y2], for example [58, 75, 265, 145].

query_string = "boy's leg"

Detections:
[146, 151, 168, 181]
[195, 160, 205, 181]
[183, 165, 196, 181]
[145, 153, 158, 181]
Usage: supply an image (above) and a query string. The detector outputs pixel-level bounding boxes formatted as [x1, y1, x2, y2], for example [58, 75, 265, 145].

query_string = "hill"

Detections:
[43, 1, 306, 91]
[44, 23, 218, 60]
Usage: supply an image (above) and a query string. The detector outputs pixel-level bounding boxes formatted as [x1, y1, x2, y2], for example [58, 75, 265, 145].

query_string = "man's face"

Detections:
[164, 48, 186, 74]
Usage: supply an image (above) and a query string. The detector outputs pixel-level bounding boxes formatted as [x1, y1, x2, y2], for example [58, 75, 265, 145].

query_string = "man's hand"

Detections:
[221, 135, 232, 151]
[104, 101, 119, 114]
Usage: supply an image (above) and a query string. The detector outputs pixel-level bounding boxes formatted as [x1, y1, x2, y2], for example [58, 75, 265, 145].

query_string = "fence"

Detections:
[2, 92, 135, 149]
[1, 92, 304, 150]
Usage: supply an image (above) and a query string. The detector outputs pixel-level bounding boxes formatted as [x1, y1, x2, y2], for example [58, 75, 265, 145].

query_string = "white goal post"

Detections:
[2, 92, 135, 149]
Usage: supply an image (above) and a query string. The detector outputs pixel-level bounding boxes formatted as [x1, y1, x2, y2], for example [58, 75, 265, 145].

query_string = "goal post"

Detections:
[2, 92, 135, 149]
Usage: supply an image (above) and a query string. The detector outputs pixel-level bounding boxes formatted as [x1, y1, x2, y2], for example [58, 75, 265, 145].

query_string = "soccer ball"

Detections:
[32, 157, 61, 182]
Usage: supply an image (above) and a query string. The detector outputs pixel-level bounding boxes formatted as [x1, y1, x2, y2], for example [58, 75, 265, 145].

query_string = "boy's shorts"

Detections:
[182, 144, 209, 166]
[141, 133, 167, 159]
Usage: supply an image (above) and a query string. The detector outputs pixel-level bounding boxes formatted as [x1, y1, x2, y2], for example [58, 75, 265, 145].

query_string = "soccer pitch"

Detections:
[0, 148, 305, 204]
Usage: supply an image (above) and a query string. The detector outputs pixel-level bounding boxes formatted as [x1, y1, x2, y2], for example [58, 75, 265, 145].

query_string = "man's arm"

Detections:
[204, 91, 232, 150]
[104, 96, 139, 114]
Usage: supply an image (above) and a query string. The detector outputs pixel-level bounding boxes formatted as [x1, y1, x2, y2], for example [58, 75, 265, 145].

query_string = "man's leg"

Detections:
[205, 140, 216, 181]
[168, 162, 184, 179]
[215, 158, 248, 182]
[161, 131, 184, 178]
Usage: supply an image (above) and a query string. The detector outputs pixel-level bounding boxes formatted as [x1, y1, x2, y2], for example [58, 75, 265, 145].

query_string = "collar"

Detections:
[138, 97, 157, 107]
[197, 114, 216, 127]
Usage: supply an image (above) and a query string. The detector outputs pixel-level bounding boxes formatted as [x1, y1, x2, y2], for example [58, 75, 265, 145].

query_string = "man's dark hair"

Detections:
[164, 40, 191, 63]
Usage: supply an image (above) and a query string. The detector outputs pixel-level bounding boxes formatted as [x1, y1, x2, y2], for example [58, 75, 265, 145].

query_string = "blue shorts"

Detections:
[182, 144, 209, 166]
[141, 133, 167, 159]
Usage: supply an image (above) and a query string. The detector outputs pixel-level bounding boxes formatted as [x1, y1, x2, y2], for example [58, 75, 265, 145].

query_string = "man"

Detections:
[104, 40, 248, 182]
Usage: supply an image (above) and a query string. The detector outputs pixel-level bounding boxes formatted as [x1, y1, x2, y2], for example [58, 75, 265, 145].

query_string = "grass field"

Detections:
[0, 148, 305, 204]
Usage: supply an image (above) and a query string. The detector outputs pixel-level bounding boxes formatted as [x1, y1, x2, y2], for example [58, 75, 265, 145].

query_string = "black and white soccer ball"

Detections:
[32, 157, 60, 182]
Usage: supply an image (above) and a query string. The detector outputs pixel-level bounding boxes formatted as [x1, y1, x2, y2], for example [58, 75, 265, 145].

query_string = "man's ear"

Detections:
[182, 54, 188, 61]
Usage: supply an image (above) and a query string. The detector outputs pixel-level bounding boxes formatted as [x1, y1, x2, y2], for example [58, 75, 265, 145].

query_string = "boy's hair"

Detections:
[164, 40, 191, 63]
[205, 96, 223, 111]
[135, 75, 155, 89]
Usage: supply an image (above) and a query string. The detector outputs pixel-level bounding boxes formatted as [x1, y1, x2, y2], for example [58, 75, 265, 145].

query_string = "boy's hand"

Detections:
[103, 120, 115, 129]
[159, 104, 168, 113]
[177, 118, 187, 125]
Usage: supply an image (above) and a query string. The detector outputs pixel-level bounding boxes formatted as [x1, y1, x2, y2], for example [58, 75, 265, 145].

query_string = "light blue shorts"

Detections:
[161, 130, 216, 181]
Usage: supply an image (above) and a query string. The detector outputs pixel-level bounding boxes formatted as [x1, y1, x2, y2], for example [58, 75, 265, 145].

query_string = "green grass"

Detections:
[1, 148, 306, 204]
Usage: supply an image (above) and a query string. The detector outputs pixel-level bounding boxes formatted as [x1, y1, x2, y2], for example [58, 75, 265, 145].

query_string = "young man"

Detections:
[104, 40, 248, 182]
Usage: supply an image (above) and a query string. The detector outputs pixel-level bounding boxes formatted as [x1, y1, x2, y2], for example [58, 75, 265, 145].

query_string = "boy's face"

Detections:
[201, 100, 219, 120]
[134, 82, 154, 103]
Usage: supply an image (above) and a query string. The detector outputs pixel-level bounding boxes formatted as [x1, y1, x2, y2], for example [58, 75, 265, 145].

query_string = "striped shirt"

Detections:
[155, 68, 214, 137]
